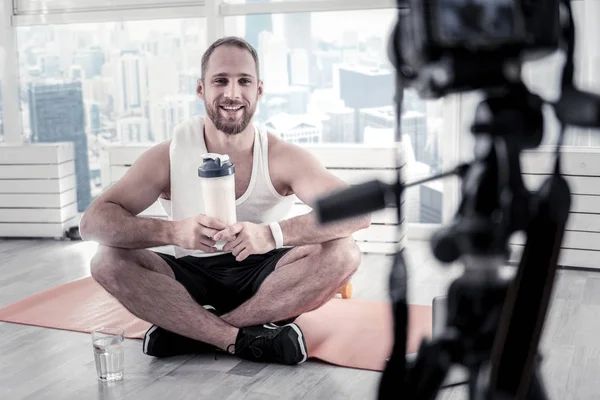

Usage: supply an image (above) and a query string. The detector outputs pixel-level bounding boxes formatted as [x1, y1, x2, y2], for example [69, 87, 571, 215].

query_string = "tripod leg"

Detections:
[404, 338, 454, 399]
[468, 365, 480, 400]
[527, 365, 549, 400]
[378, 250, 409, 400]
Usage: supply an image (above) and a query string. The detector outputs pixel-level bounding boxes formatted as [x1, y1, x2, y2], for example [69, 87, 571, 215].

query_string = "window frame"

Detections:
[12, 6, 205, 26]
[0, 0, 459, 231]
[220, 0, 396, 16]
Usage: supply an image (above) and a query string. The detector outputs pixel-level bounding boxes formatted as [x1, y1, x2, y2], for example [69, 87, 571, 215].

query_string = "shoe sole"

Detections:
[285, 323, 308, 364]
[263, 323, 308, 364]
[204, 305, 217, 313]
[143, 325, 159, 355]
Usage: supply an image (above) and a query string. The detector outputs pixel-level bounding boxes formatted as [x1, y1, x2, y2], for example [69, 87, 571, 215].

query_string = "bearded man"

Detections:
[80, 36, 370, 365]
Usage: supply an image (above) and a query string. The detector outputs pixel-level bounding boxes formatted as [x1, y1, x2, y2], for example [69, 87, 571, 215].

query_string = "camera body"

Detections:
[396, 0, 562, 98]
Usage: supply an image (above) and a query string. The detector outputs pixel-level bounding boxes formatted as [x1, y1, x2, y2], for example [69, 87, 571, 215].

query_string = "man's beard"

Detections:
[205, 99, 257, 135]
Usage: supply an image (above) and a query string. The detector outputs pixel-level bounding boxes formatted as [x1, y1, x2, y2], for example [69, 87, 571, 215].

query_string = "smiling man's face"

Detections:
[198, 45, 263, 135]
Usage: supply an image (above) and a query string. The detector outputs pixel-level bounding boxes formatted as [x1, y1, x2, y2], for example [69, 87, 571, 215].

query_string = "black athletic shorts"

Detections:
[154, 248, 293, 315]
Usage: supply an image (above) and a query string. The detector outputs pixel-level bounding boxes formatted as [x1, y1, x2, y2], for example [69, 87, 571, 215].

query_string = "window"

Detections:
[10, 5, 451, 225]
[0, 53, 4, 141]
[16, 18, 207, 211]
[225, 10, 445, 223]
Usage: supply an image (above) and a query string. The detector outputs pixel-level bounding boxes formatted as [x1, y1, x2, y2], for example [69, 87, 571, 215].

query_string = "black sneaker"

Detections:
[231, 323, 307, 365]
[143, 305, 220, 358]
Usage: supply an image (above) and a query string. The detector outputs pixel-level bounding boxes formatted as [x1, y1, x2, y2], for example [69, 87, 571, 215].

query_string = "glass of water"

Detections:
[91, 327, 125, 382]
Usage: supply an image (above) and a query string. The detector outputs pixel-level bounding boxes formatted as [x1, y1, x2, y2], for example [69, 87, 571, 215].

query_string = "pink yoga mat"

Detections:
[0, 276, 151, 338]
[0, 276, 432, 371]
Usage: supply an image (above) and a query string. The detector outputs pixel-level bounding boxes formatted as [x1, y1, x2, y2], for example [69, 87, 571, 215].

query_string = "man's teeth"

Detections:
[222, 106, 242, 111]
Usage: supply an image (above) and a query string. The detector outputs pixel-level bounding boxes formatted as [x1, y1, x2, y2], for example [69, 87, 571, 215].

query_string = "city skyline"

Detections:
[0, 12, 445, 222]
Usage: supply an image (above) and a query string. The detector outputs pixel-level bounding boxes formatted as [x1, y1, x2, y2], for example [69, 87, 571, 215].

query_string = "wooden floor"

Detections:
[0, 238, 599, 399]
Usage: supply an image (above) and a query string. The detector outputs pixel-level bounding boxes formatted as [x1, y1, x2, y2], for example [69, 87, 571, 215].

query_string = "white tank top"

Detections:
[158, 116, 296, 258]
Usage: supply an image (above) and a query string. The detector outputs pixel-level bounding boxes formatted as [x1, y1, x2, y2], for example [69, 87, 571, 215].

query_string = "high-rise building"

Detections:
[88, 103, 101, 135]
[284, 12, 311, 51]
[116, 116, 150, 143]
[39, 54, 62, 77]
[259, 86, 310, 122]
[402, 110, 430, 166]
[69, 65, 84, 80]
[150, 94, 204, 142]
[359, 106, 432, 166]
[28, 80, 91, 212]
[54, 26, 77, 75]
[403, 89, 427, 113]
[110, 22, 134, 52]
[365, 36, 386, 67]
[288, 49, 311, 87]
[339, 66, 395, 142]
[285, 86, 311, 115]
[401, 135, 443, 223]
[19, 105, 31, 141]
[283, 11, 318, 87]
[73, 46, 105, 79]
[83, 76, 110, 105]
[314, 51, 342, 88]
[245, 0, 273, 50]
[339, 66, 394, 110]
[148, 57, 179, 104]
[258, 32, 289, 92]
[322, 107, 355, 143]
[114, 50, 147, 116]
[358, 106, 395, 143]
[180, 70, 200, 95]
[146, 33, 182, 60]
[419, 182, 443, 223]
[359, 106, 395, 129]
[341, 31, 360, 64]
[183, 41, 205, 73]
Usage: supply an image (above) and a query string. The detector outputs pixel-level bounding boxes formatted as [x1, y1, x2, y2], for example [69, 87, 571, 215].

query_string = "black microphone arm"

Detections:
[314, 163, 471, 225]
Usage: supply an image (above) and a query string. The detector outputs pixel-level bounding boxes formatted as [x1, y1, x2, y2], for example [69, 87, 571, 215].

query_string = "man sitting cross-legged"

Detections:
[80, 36, 371, 366]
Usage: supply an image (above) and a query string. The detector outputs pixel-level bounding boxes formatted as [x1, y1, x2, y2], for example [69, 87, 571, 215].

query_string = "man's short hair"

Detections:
[201, 36, 260, 81]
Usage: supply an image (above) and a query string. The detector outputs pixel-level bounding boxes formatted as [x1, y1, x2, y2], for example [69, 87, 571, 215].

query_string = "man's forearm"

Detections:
[79, 202, 177, 249]
[278, 212, 371, 247]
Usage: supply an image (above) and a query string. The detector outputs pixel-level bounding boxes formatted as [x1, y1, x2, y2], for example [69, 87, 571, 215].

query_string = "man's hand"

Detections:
[214, 222, 276, 262]
[174, 214, 229, 253]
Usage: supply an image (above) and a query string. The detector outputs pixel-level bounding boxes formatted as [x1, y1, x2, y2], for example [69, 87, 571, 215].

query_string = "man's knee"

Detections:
[320, 236, 361, 279]
[90, 245, 130, 288]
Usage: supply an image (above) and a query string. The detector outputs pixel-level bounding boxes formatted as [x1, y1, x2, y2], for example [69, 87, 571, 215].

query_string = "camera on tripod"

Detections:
[396, 0, 560, 98]
[314, 1, 600, 399]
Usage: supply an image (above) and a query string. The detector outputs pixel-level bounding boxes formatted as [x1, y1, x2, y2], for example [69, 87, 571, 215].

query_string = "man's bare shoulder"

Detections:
[150, 140, 172, 161]
[266, 132, 324, 184]
[266, 132, 312, 163]
[145, 140, 172, 197]
[266, 132, 287, 156]
[156, 139, 172, 149]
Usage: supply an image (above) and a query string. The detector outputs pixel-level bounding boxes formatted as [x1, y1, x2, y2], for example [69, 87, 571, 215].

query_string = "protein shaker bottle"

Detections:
[198, 154, 237, 248]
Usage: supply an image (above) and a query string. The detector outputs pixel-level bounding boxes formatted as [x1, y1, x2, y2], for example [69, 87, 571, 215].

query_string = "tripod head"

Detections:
[313, 0, 600, 399]
[431, 82, 543, 266]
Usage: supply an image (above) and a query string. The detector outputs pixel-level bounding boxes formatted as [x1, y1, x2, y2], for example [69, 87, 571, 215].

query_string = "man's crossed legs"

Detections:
[90, 237, 360, 365]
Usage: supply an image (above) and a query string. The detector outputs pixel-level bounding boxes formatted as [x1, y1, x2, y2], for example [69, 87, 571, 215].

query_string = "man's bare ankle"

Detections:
[219, 327, 239, 352]
[220, 313, 246, 329]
